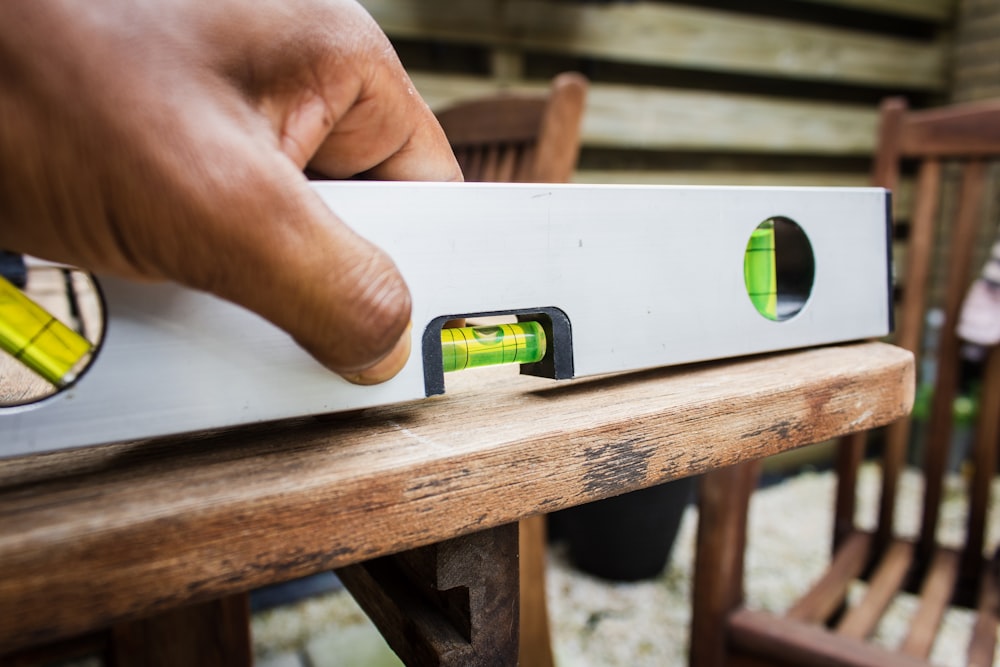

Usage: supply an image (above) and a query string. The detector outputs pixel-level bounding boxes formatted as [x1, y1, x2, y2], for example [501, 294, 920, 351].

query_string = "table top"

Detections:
[0, 341, 913, 652]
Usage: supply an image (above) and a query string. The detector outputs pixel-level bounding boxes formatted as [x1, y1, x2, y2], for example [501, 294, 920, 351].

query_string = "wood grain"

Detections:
[336, 525, 518, 667]
[0, 342, 913, 652]
[411, 73, 879, 156]
[360, 0, 947, 89]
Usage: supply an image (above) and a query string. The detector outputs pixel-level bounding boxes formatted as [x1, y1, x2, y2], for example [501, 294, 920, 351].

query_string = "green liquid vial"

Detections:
[0, 274, 93, 387]
[441, 321, 547, 373]
[744, 221, 778, 321]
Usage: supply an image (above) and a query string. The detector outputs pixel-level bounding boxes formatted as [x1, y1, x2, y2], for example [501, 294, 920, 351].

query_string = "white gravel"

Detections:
[252, 463, 1000, 666]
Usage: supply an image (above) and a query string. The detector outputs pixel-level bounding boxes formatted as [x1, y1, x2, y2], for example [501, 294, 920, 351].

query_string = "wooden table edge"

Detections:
[0, 341, 914, 651]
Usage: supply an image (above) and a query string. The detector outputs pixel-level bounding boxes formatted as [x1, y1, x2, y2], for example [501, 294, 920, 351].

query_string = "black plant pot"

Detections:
[553, 476, 696, 582]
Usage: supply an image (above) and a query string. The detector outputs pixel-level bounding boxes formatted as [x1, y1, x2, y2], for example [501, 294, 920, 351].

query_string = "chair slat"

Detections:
[514, 145, 537, 183]
[481, 144, 501, 182]
[834, 432, 867, 551]
[918, 161, 988, 562]
[962, 347, 1000, 591]
[899, 548, 960, 658]
[729, 609, 929, 667]
[893, 159, 944, 359]
[967, 556, 999, 667]
[836, 540, 914, 640]
[463, 147, 484, 183]
[788, 531, 871, 624]
[870, 98, 906, 193]
[876, 159, 942, 554]
[435, 97, 547, 146]
[495, 144, 518, 183]
[532, 73, 588, 183]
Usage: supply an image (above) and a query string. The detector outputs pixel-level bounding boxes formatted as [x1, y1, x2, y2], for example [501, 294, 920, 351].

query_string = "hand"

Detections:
[0, 0, 461, 384]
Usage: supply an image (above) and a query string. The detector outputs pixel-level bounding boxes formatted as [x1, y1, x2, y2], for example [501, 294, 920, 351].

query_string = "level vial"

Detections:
[441, 321, 546, 373]
[0, 274, 94, 387]
[744, 220, 778, 320]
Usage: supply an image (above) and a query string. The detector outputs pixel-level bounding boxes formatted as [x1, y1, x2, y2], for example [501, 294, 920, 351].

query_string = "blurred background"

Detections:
[25, 1, 1000, 665]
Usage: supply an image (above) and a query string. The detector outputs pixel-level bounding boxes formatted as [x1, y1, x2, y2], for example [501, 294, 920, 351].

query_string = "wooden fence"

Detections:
[361, 0, 957, 192]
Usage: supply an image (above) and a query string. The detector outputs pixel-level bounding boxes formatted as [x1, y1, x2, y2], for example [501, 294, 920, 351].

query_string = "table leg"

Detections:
[690, 461, 760, 667]
[108, 593, 252, 667]
[519, 515, 555, 667]
[337, 522, 519, 666]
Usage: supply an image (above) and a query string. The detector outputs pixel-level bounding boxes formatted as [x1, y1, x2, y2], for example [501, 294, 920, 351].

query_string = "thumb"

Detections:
[164, 141, 412, 385]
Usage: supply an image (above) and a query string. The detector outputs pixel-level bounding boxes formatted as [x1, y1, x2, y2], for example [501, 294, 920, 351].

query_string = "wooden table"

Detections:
[0, 341, 914, 665]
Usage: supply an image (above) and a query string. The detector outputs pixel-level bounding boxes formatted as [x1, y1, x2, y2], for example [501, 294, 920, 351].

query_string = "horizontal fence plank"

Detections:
[574, 170, 867, 187]
[410, 73, 879, 155]
[363, 0, 948, 90]
[791, 0, 957, 22]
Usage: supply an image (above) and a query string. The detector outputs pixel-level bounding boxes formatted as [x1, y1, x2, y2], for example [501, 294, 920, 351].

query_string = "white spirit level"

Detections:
[0, 181, 892, 457]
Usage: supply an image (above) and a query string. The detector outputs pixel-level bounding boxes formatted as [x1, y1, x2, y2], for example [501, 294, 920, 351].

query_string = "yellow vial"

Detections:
[441, 321, 546, 373]
[0, 274, 94, 387]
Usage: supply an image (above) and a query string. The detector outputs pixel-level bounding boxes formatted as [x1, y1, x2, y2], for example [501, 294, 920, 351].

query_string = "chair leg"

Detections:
[690, 461, 760, 667]
[337, 523, 519, 666]
[519, 515, 555, 667]
[108, 593, 252, 667]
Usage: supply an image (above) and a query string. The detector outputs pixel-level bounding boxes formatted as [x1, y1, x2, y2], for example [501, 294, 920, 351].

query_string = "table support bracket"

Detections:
[337, 523, 519, 666]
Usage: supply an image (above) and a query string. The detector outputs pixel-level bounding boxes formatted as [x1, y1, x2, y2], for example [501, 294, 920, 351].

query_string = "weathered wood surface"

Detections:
[362, 0, 948, 89]
[0, 341, 912, 653]
[337, 524, 519, 667]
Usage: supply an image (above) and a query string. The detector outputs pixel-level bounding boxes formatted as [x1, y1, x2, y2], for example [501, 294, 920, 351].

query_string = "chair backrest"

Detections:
[435, 72, 588, 184]
[836, 97, 1000, 599]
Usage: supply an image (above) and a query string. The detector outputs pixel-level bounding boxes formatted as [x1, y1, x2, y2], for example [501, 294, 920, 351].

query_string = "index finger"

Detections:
[303, 58, 462, 182]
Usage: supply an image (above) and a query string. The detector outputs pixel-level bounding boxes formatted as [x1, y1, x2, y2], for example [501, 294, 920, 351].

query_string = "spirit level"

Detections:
[0, 181, 892, 457]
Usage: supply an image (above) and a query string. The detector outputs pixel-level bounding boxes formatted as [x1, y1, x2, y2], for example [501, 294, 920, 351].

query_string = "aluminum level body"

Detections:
[0, 181, 892, 457]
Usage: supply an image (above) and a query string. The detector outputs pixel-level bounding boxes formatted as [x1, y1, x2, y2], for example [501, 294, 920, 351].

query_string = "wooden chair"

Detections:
[435, 72, 588, 185]
[690, 97, 1000, 667]
[337, 72, 588, 667]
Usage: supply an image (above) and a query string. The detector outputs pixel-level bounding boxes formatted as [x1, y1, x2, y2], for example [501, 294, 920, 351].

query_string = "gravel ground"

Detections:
[251, 463, 1000, 666]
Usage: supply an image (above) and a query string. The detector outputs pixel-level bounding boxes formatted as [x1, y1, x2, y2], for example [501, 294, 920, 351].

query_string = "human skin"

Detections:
[0, 0, 462, 384]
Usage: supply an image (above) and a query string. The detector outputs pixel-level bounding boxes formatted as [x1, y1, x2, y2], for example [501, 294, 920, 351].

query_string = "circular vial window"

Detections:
[0, 253, 105, 407]
[743, 217, 815, 321]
